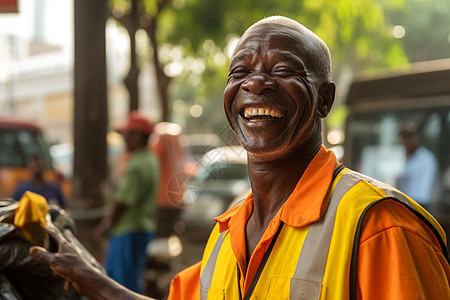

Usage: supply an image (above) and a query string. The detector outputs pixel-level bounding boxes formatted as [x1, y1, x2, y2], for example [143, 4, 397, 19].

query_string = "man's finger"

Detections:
[29, 246, 56, 264]
[44, 220, 68, 244]
[64, 280, 72, 291]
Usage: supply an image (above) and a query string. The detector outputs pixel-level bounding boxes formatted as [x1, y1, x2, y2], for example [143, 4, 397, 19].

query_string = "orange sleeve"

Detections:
[167, 261, 202, 300]
[357, 200, 450, 299]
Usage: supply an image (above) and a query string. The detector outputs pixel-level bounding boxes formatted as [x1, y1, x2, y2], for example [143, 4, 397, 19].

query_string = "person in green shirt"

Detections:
[97, 111, 160, 294]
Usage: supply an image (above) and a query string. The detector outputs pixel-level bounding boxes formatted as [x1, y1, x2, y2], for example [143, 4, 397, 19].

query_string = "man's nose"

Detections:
[241, 74, 277, 94]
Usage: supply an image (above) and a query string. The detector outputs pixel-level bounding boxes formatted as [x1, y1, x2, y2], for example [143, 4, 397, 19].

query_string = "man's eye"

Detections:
[230, 68, 249, 79]
[272, 68, 296, 77]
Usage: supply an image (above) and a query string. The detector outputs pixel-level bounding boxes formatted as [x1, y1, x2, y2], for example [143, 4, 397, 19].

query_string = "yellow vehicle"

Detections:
[0, 115, 71, 200]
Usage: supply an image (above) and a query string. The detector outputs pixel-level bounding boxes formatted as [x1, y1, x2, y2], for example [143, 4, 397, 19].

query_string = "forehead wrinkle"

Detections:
[229, 47, 259, 69]
[231, 48, 306, 70]
[269, 50, 306, 69]
[233, 32, 312, 65]
[230, 51, 251, 67]
[231, 38, 262, 64]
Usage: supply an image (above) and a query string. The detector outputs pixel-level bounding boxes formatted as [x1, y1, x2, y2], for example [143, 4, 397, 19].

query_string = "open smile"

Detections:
[241, 107, 285, 121]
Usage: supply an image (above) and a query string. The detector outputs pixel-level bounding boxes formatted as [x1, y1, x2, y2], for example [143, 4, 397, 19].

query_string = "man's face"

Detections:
[29, 156, 45, 177]
[400, 132, 420, 153]
[123, 131, 147, 151]
[223, 23, 322, 160]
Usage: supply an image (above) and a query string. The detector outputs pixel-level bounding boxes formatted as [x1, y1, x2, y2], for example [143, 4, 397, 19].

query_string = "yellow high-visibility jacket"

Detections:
[199, 167, 448, 300]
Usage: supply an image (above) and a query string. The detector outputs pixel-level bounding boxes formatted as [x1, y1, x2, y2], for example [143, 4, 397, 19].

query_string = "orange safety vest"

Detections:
[199, 167, 448, 299]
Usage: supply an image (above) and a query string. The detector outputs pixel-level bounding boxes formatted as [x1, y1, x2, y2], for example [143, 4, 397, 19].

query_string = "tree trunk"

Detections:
[73, 0, 108, 259]
[122, 0, 140, 112]
[147, 18, 171, 121]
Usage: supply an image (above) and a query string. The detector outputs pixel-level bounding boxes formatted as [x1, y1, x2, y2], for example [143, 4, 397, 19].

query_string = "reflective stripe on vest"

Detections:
[289, 171, 360, 299]
[200, 230, 227, 299]
[199, 169, 443, 300]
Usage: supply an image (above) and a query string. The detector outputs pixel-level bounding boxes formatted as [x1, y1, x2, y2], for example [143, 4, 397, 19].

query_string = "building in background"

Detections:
[0, 0, 160, 146]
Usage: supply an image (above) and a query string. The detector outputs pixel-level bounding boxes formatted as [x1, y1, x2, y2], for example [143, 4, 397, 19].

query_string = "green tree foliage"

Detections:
[166, 0, 411, 72]
[158, 0, 413, 132]
[382, 0, 450, 63]
[110, 0, 450, 132]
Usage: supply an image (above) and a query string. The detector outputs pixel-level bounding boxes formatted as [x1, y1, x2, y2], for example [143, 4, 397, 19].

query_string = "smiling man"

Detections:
[30, 16, 450, 300]
[171, 16, 450, 300]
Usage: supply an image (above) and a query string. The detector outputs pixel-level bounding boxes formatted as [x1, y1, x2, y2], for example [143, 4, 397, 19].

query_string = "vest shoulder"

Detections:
[337, 168, 447, 247]
[338, 168, 404, 201]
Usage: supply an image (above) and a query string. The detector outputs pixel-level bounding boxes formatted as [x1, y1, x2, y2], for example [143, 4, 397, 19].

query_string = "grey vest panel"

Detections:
[289, 172, 360, 299]
[200, 230, 227, 300]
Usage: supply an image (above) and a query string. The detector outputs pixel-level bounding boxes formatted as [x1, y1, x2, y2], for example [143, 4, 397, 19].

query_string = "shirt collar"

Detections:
[215, 145, 337, 231]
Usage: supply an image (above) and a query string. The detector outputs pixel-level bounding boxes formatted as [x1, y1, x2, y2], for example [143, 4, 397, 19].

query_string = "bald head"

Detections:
[233, 16, 332, 86]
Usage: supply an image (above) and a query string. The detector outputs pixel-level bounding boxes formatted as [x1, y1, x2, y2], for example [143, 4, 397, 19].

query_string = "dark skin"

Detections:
[29, 17, 335, 299]
[400, 132, 421, 159]
[224, 21, 335, 263]
[30, 221, 152, 300]
[28, 155, 46, 185]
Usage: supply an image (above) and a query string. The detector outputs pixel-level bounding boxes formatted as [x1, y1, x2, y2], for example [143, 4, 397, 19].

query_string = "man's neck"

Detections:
[406, 145, 420, 159]
[247, 141, 321, 222]
[32, 176, 45, 186]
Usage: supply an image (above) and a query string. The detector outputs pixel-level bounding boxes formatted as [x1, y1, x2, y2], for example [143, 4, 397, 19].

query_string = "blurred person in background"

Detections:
[96, 111, 160, 294]
[396, 121, 439, 209]
[150, 122, 186, 237]
[11, 154, 66, 208]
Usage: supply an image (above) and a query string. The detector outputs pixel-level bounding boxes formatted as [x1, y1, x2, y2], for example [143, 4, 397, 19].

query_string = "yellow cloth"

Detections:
[13, 191, 49, 245]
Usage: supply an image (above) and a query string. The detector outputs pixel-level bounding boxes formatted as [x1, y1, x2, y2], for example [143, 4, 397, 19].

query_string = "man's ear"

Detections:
[317, 81, 336, 118]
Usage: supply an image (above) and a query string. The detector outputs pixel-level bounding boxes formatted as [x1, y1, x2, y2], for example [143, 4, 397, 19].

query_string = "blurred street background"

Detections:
[1, 0, 450, 298]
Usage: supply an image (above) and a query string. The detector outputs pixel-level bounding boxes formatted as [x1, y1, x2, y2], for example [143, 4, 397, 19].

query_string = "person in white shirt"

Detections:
[396, 121, 439, 208]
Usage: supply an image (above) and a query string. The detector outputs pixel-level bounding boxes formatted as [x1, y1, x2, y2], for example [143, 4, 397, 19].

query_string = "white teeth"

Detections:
[243, 107, 284, 119]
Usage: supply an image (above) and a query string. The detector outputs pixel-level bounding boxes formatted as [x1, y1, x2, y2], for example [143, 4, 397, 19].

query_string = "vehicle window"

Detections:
[0, 128, 52, 168]
[347, 107, 450, 208]
[0, 129, 23, 167]
[18, 129, 52, 167]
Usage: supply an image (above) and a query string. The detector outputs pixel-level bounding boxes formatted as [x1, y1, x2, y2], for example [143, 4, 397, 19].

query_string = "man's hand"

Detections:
[29, 220, 155, 300]
[29, 220, 101, 293]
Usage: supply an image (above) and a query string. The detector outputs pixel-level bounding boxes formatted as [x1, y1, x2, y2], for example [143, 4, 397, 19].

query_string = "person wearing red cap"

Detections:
[96, 111, 160, 294]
